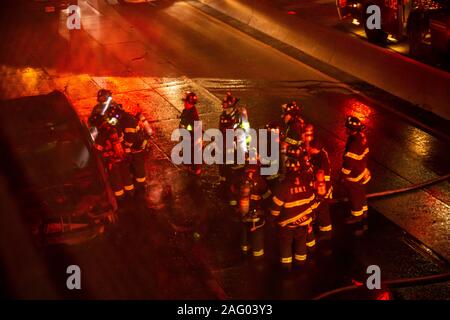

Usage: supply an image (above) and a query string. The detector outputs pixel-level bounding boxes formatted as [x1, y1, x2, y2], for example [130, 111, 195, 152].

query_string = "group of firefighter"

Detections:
[89, 88, 371, 267]
[88, 89, 152, 204]
[179, 90, 371, 267]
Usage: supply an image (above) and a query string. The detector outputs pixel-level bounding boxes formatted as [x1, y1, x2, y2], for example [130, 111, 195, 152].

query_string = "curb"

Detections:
[195, 0, 450, 122]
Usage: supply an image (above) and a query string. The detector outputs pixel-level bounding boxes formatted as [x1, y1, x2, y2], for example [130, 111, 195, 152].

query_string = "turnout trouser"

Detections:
[130, 151, 146, 191]
[346, 181, 368, 217]
[241, 219, 265, 257]
[279, 225, 308, 264]
[316, 200, 332, 232]
[306, 223, 316, 249]
[108, 161, 134, 199]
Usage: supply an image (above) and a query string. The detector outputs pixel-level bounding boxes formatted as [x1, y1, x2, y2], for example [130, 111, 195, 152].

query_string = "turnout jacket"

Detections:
[119, 112, 148, 153]
[271, 174, 319, 227]
[341, 132, 371, 184]
[230, 173, 271, 208]
[179, 106, 200, 132]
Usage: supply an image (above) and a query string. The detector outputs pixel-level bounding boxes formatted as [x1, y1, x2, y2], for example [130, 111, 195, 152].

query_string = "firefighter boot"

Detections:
[345, 214, 364, 225]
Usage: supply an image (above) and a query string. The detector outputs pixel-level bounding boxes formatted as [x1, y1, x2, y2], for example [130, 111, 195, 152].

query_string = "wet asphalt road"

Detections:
[0, 0, 449, 299]
[270, 0, 450, 71]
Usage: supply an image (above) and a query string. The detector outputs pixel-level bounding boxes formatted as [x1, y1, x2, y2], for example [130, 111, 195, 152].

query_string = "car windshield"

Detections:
[15, 135, 94, 189]
[4, 116, 101, 192]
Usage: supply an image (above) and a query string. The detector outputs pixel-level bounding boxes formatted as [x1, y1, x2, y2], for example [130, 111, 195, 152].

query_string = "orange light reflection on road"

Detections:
[343, 98, 373, 124]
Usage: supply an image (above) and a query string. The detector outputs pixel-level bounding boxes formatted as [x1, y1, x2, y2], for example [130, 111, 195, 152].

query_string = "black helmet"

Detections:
[182, 91, 198, 105]
[97, 89, 112, 103]
[222, 91, 239, 108]
[345, 116, 365, 132]
[282, 101, 301, 118]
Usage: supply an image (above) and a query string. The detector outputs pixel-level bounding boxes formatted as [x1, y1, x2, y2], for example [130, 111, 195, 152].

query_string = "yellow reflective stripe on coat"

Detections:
[324, 175, 331, 181]
[341, 167, 351, 175]
[325, 187, 333, 199]
[124, 127, 139, 133]
[250, 194, 262, 200]
[283, 194, 315, 209]
[346, 168, 370, 183]
[272, 196, 285, 207]
[362, 173, 371, 184]
[279, 208, 315, 227]
[284, 137, 300, 145]
[311, 202, 320, 210]
[344, 147, 369, 160]
[271, 210, 280, 217]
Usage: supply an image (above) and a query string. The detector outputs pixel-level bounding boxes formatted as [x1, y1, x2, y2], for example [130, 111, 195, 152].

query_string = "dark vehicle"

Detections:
[0, 91, 117, 245]
[336, 0, 450, 56]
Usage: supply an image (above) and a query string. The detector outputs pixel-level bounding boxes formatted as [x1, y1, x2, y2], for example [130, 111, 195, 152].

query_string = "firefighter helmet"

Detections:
[281, 101, 297, 113]
[182, 91, 198, 105]
[97, 89, 112, 103]
[282, 101, 301, 118]
[345, 116, 365, 131]
[222, 91, 239, 108]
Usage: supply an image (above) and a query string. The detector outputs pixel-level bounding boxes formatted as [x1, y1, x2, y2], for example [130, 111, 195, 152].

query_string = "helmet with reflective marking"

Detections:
[182, 91, 198, 105]
[97, 89, 112, 103]
[222, 91, 239, 108]
[345, 116, 365, 131]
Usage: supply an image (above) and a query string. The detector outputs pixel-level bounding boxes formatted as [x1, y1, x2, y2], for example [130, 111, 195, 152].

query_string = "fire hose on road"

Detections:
[314, 173, 450, 299]
[313, 272, 450, 300]
[331, 172, 450, 203]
